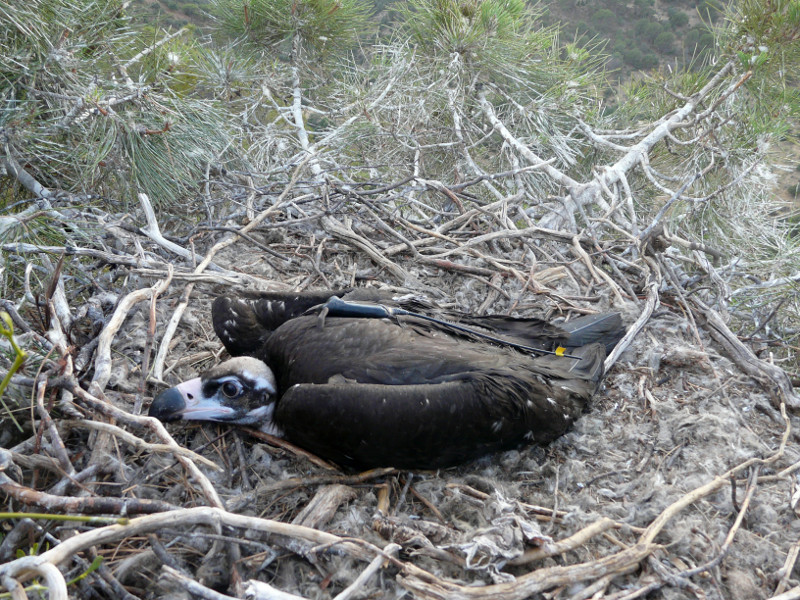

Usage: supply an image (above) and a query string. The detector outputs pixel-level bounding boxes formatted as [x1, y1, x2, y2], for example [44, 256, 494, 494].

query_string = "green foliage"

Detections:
[182, 2, 201, 16]
[697, 31, 715, 53]
[0, 0, 237, 208]
[684, 27, 700, 47]
[212, 0, 373, 57]
[592, 8, 616, 33]
[401, 0, 529, 58]
[653, 30, 675, 53]
[667, 8, 689, 28]
[635, 19, 663, 41]
[541, 1, 732, 76]
[718, 0, 800, 123]
[632, 0, 654, 18]
[67, 556, 104, 586]
[190, 43, 261, 100]
[575, 20, 595, 38]
[622, 46, 658, 69]
[698, 0, 723, 22]
[395, 0, 595, 95]
[729, 0, 800, 51]
[119, 98, 232, 204]
[0, 0, 121, 78]
[0, 312, 25, 433]
[610, 0, 800, 270]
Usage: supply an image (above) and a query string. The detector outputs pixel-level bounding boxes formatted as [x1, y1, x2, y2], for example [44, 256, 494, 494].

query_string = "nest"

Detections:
[1, 179, 799, 600]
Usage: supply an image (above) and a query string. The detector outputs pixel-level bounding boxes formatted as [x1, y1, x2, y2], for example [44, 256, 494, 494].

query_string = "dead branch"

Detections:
[322, 216, 412, 283]
[90, 269, 173, 397]
[693, 299, 800, 410]
[60, 419, 219, 469]
[0, 449, 176, 515]
[138, 193, 204, 264]
[774, 540, 800, 596]
[0, 506, 386, 598]
[65, 382, 226, 506]
[508, 517, 617, 566]
[605, 281, 659, 371]
[160, 566, 238, 600]
[333, 543, 401, 600]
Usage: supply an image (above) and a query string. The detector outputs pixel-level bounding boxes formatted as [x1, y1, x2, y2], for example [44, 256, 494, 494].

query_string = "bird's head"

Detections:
[149, 356, 279, 431]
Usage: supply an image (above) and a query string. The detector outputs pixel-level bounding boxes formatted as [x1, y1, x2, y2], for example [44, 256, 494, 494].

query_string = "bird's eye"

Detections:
[221, 381, 242, 398]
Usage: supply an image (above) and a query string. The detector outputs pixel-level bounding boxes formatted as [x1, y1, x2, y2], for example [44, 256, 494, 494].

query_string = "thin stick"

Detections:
[90, 269, 173, 397]
[333, 543, 401, 600]
[153, 156, 312, 380]
[605, 281, 658, 371]
[774, 540, 800, 596]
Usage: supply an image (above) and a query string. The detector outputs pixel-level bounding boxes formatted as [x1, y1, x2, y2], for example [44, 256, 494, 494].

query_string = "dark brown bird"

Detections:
[149, 289, 623, 470]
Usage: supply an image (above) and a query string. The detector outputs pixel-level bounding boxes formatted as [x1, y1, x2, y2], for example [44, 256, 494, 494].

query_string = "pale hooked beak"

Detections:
[149, 377, 237, 421]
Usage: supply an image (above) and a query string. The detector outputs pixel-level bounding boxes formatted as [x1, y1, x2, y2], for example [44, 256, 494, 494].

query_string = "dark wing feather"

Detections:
[212, 289, 353, 356]
[265, 315, 528, 388]
[266, 312, 607, 469]
[439, 314, 567, 351]
[277, 380, 517, 469]
[452, 312, 624, 352]
[265, 314, 611, 387]
[275, 344, 603, 470]
[215, 287, 624, 357]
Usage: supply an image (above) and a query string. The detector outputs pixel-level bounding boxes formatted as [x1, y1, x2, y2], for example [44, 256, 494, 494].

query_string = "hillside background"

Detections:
[134, 0, 721, 75]
[131, 0, 800, 202]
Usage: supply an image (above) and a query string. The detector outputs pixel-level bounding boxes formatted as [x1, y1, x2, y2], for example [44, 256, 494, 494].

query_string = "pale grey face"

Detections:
[149, 357, 280, 431]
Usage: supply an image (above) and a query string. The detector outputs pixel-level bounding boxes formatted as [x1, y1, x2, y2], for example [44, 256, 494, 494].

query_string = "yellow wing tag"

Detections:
[555, 346, 566, 356]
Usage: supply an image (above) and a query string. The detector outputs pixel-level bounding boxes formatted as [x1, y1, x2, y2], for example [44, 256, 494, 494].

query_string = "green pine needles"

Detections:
[212, 0, 373, 57]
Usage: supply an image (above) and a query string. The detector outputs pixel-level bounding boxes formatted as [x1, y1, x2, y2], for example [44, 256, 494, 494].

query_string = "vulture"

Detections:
[149, 288, 624, 470]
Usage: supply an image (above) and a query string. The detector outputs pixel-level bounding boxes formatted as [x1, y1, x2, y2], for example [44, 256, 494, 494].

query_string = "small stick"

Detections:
[67, 383, 225, 507]
[332, 543, 401, 600]
[244, 580, 308, 600]
[323, 215, 411, 283]
[136, 275, 165, 414]
[34, 380, 75, 477]
[90, 269, 173, 397]
[151, 282, 195, 381]
[768, 586, 800, 600]
[774, 540, 800, 596]
[154, 157, 312, 380]
[0, 449, 176, 515]
[138, 193, 208, 264]
[61, 419, 219, 470]
[229, 467, 396, 512]
[409, 485, 446, 523]
[605, 281, 659, 372]
[243, 427, 338, 470]
[161, 566, 239, 600]
[571, 236, 625, 305]
[509, 518, 617, 565]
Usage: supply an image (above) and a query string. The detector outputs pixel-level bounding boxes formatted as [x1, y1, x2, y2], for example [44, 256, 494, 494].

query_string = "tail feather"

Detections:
[560, 312, 624, 352]
[533, 342, 607, 383]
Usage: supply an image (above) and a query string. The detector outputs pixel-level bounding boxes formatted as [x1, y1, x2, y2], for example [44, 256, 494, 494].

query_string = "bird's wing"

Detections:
[275, 343, 601, 471]
[265, 315, 525, 387]
[268, 324, 607, 471]
[212, 289, 353, 356]
[275, 379, 520, 470]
